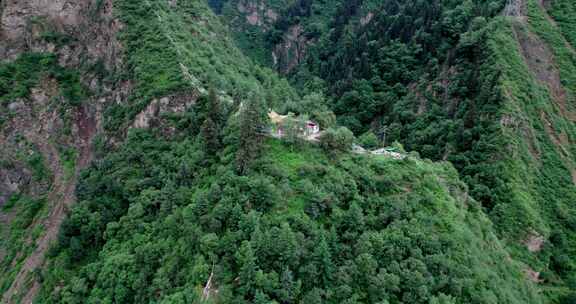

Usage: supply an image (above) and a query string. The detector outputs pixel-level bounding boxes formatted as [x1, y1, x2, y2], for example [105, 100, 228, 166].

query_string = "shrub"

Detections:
[319, 127, 354, 156]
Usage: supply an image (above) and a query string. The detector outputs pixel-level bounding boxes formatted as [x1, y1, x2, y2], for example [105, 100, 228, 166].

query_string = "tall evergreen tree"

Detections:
[236, 241, 258, 296]
[200, 117, 220, 155]
[207, 87, 224, 127]
[236, 97, 267, 174]
[200, 87, 224, 155]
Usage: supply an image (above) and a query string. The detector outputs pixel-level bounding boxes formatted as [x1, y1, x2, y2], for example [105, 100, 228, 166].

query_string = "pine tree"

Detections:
[207, 87, 224, 127]
[236, 97, 267, 174]
[198, 87, 224, 155]
[278, 267, 301, 303]
[313, 234, 334, 286]
[254, 290, 271, 304]
[236, 241, 258, 296]
[200, 117, 220, 155]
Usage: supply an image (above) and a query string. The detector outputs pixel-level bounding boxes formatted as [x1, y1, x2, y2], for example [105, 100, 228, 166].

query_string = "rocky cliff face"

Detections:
[272, 24, 312, 74]
[0, 1, 130, 302]
[0, 0, 123, 69]
[236, 0, 278, 27]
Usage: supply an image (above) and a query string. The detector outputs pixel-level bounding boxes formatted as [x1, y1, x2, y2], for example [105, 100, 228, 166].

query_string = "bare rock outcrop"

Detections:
[524, 232, 545, 253]
[132, 91, 199, 129]
[237, 0, 278, 27]
[273, 24, 313, 74]
[0, 0, 124, 71]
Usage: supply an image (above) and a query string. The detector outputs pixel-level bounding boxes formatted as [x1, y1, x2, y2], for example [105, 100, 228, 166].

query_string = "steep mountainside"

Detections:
[0, 0, 293, 302]
[0, 0, 574, 303]
[219, 0, 576, 300]
[0, 1, 124, 302]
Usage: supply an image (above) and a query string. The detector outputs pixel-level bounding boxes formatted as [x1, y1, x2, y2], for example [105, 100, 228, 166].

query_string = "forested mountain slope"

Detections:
[0, 0, 573, 303]
[0, 0, 292, 302]
[219, 0, 576, 300]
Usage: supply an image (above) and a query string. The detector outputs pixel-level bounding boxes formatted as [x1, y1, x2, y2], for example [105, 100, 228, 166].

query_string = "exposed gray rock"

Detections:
[272, 24, 313, 74]
[7, 101, 25, 112]
[132, 92, 199, 129]
[0, 166, 31, 206]
[1, 0, 124, 71]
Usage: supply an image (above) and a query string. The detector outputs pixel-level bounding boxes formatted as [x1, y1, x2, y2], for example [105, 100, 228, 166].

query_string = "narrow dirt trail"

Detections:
[2, 106, 96, 304]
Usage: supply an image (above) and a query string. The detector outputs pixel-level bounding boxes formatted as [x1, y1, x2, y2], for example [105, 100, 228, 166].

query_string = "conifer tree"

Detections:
[200, 117, 220, 155]
[207, 87, 224, 127]
[236, 96, 267, 174]
[200, 87, 224, 155]
[236, 241, 257, 296]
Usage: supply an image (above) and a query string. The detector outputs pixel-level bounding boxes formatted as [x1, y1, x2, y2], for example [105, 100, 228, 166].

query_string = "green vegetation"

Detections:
[59, 147, 78, 182]
[219, 0, 576, 301]
[26, 150, 50, 182]
[0, 195, 46, 296]
[38, 127, 543, 303]
[0, 53, 88, 106]
[2, 0, 574, 302]
[548, 0, 576, 48]
[9, 138, 51, 183]
[220, 0, 340, 67]
[105, 0, 298, 131]
[29, 16, 77, 47]
[319, 127, 354, 156]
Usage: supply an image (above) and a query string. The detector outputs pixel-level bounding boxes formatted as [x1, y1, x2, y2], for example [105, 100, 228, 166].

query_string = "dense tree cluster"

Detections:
[9, 0, 574, 303]
[43, 123, 541, 303]
[239, 0, 576, 300]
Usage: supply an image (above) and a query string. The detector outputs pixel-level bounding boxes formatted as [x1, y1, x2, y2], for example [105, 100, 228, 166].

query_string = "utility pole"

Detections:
[377, 125, 388, 146]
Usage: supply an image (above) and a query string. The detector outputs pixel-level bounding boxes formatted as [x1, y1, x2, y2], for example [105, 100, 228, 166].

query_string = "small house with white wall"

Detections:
[268, 111, 320, 138]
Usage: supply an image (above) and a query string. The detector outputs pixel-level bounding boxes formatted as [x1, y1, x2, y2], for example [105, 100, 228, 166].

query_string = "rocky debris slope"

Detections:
[0, 0, 130, 302]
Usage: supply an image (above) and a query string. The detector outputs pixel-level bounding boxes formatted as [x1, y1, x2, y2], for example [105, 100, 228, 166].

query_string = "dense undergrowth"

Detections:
[0, 53, 88, 106]
[0, 195, 47, 297]
[547, 0, 576, 49]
